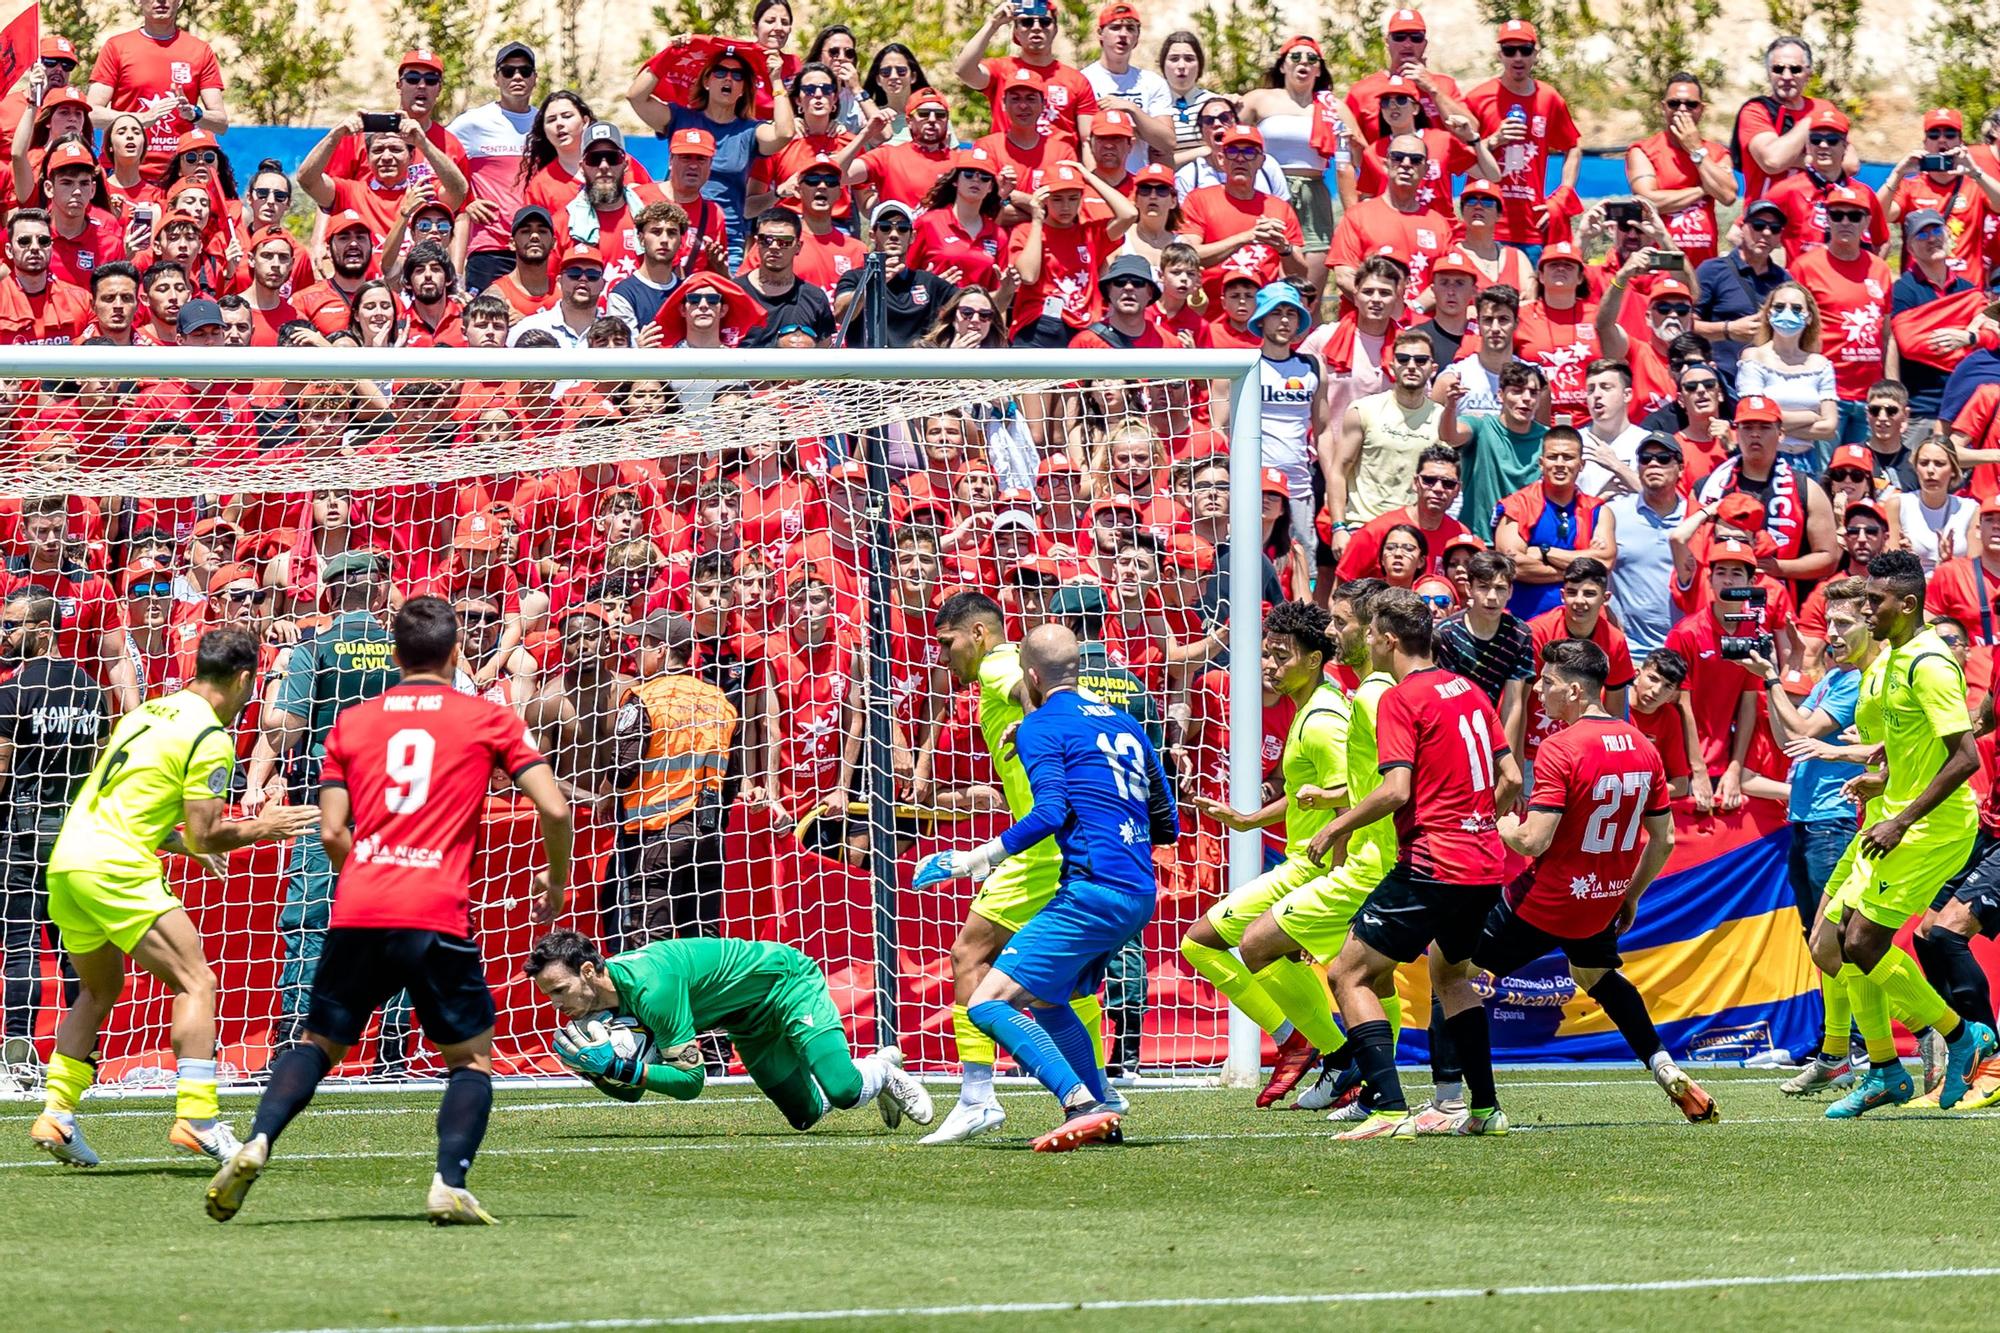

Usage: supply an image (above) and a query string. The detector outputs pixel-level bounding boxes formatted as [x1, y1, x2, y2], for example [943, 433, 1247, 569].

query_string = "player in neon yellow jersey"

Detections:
[920, 592, 1114, 1144]
[1812, 551, 1997, 1118]
[29, 629, 319, 1168]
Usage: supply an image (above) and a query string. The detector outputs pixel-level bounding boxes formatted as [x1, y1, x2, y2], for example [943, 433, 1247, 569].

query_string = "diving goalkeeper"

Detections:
[526, 930, 934, 1132]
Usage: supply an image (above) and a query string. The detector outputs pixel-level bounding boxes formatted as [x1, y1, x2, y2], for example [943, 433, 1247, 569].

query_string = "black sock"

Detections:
[1348, 1019, 1404, 1113]
[1928, 929, 1996, 1029]
[1912, 930, 1947, 991]
[1427, 994, 1462, 1084]
[436, 1067, 493, 1189]
[250, 1042, 334, 1146]
[1442, 1006, 1497, 1110]
[1587, 971, 1663, 1065]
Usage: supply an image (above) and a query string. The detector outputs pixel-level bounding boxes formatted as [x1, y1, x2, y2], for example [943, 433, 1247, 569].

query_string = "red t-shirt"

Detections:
[1732, 95, 1838, 203]
[0, 563, 127, 685]
[859, 142, 955, 207]
[1186, 666, 1295, 860]
[1462, 79, 1580, 245]
[49, 209, 127, 287]
[792, 226, 868, 290]
[325, 123, 472, 192]
[1523, 609, 1636, 757]
[552, 185, 669, 285]
[1926, 555, 2000, 696]
[0, 278, 92, 345]
[1347, 70, 1463, 143]
[89, 27, 224, 177]
[1179, 184, 1303, 303]
[321, 682, 545, 936]
[1629, 698, 1692, 786]
[1511, 714, 1670, 935]
[1375, 665, 1511, 883]
[1762, 173, 1889, 256]
[1335, 507, 1466, 582]
[905, 207, 1007, 291]
[971, 129, 1080, 197]
[1629, 130, 1731, 267]
[1789, 247, 1892, 400]
[329, 175, 417, 249]
[1661, 606, 1762, 775]
[1889, 174, 1992, 283]
[1356, 128, 1474, 215]
[771, 629, 856, 806]
[1328, 198, 1453, 304]
[1005, 217, 1112, 336]
[1513, 299, 1601, 423]
[980, 57, 1097, 142]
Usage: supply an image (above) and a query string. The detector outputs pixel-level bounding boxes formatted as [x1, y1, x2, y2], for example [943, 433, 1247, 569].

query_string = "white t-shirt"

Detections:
[447, 100, 538, 255]
[1893, 491, 1978, 574]
[1443, 354, 1517, 418]
[1576, 421, 1649, 499]
[1082, 61, 1172, 174]
[1259, 351, 1320, 490]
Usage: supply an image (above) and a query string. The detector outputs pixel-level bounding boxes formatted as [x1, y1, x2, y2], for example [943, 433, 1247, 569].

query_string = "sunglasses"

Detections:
[878, 65, 911, 77]
[1220, 145, 1261, 159]
[757, 230, 800, 245]
[1415, 473, 1457, 488]
[1914, 224, 1946, 240]
[41, 59, 74, 72]
[872, 218, 913, 232]
[1136, 182, 1175, 195]
[462, 610, 502, 625]
[12, 235, 51, 248]
[1285, 51, 1321, 64]
[710, 66, 748, 82]
[1746, 217, 1785, 233]
[1653, 302, 1692, 317]
[128, 582, 174, 599]
[1500, 43, 1536, 56]
[1015, 14, 1054, 25]
[1679, 377, 1720, 392]
[1107, 276, 1152, 290]
[1844, 523, 1885, 537]
[584, 152, 625, 167]
[1925, 129, 1960, 140]
[498, 63, 535, 78]
[956, 306, 994, 320]
[1808, 133, 1846, 147]
[912, 108, 949, 119]
[1419, 594, 1454, 609]
[1769, 301, 1806, 314]
[250, 186, 291, 201]
[1826, 208, 1868, 223]
[1828, 468, 1871, 482]
[181, 149, 218, 164]
[1769, 63, 1807, 74]
[684, 291, 727, 307]
[1382, 94, 1416, 107]
[561, 266, 604, 280]
[1866, 404, 1902, 417]
[401, 71, 443, 86]
[222, 587, 270, 605]
[1664, 98, 1702, 111]
[413, 218, 452, 232]
[1198, 112, 1235, 127]
[798, 82, 836, 96]
[0, 618, 23, 631]
[1393, 353, 1433, 366]
[1388, 150, 1427, 165]
[1636, 451, 1679, 465]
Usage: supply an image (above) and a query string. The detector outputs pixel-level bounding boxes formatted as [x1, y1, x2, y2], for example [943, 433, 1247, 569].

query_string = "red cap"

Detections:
[1093, 108, 1137, 139]
[1133, 162, 1175, 188]
[1088, 495, 1142, 520]
[400, 48, 445, 73]
[41, 140, 95, 174]
[1164, 532, 1215, 571]
[1846, 497, 1888, 524]
[1386, 8, 1427, 35]
[1925, 108, 1965, 134]
[249, 226, 296, 254]
[1536, 239, 1583, 268]
[1261, 467, 1289, 497]
[1096, 1, 1141, 27]
[1037, 455, 1080, 479]
[561, 242, 605, 267]
[1368, 242, 1410, 269]
[1647, 276, 1694, 303]
[1000, 67, 1047, 97]
[120, 558, 174, 594]
[668, 127, 717, 158]
[1009, 555, 1063, 582]
[191, 516, 241, 540]
[209, 562, 261, 592]
[1823, 182, 1870, 209]
[1278, 35, 1324, 62]
[36, 87, 90, 119]
[1037, 164, 1086, 192]
[1809, 107, 1851, 136]
[39, 34, 78, 60]
[1443, 532, 1488, 557]
[1497, 18, 1539, 43]
[1829, 444, 1875, 473]
[453, 513, 504, 551]
[1715, 493, 1767, 533]
[826, 460, 869, 486]
[327, 208, 372, 237]
[953, 146, 999, 175]
[1218, 125, 1265, 151]
[1979, 495, 2000, 518]
[1708, 537, 1758, 567]
[1734, 394, 1782, 425]
[1458, 178, 1503, 207]
[1431, 249, 1479, 280]
[907, 88, 950, 116]
[156, 210, 204, 236]
[173, 128, 221, 157]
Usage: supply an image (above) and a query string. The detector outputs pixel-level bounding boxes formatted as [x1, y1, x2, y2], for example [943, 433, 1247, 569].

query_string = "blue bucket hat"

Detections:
[1248, 282, 1311, 336]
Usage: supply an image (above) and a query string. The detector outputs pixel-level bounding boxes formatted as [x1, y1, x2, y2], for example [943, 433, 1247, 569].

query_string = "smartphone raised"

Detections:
[1606, 200, 1643, 225]
[1920, 154, 1957, 174]
[359, 111, 400, 134]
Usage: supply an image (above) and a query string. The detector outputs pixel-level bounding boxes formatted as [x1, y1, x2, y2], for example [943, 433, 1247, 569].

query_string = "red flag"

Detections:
[644, 34, 782, 110]
[0, 3, 37, 100]
[1892, 287, 1991, 372]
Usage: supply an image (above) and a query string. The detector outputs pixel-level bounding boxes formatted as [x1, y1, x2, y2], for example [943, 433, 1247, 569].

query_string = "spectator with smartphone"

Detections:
[298, 112, 469, 250]
[1882, 109, 2000, 281]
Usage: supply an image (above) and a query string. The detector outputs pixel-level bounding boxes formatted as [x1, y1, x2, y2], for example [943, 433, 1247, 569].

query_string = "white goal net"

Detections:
[0, 347, 1268, 1092]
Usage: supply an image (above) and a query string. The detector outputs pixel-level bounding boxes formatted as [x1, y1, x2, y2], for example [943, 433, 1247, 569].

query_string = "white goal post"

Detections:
[0, 346, 1266, 1091]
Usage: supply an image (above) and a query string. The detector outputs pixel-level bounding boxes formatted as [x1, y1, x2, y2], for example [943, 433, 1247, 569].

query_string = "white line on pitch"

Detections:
[247, 1266, 2000, 1333]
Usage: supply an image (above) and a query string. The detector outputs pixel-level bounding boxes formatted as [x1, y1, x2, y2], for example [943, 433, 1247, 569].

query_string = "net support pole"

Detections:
[1222, 365, 1265, 1087]
[861, 432, 902, 1045]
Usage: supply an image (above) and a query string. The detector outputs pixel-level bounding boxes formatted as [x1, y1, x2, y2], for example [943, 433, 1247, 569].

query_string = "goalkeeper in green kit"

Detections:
[525, 931, 934, 1131]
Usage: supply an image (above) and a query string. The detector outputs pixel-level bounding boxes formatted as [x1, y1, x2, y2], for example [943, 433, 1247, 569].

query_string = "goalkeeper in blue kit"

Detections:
[526, 932, 934, 1132]
[914, 626, 1179, 1152]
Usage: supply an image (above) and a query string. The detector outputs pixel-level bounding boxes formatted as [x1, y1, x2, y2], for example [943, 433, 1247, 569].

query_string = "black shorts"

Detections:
[1350, 864, 1502, 965]
[305, 928, 496, 1048]
[1472, 881, 1624, 978]
[1932, 830, 2000, 938]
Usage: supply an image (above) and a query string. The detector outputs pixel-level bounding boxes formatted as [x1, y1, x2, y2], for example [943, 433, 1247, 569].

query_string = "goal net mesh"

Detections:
[0, 361, 1261, 1092]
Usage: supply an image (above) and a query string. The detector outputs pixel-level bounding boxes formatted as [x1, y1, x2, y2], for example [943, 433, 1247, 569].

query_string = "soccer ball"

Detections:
[566, 1011, 656, 1068]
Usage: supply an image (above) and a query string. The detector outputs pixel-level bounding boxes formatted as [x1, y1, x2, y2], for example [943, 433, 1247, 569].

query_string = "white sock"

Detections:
[960, 1061, 994, 1106]
[1647, 1050, 1675, 1075]
[178, 1058, 217, 1083]
[853, 1057, 888, 1104]
[1273, 1021, 1296, 1044]
[1434, 1079, 1464, 1109]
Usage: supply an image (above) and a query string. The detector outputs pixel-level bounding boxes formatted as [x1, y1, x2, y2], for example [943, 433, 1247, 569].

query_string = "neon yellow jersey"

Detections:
[1341, 672, 1399, 875]
[1281, 680, 1351, 861]
[1872, 628, 1976, 836]
[49, 690, 235, 883]
[977, 644, 1058, 870]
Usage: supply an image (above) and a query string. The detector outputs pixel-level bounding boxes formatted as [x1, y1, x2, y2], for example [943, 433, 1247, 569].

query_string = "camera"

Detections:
[1717, 585, 1773, 660]
[1645, 250, 1685, 271]
[1920, 154, 1957, 174]
[359, 111, 400, 134]
[1606, 200, 1643, 224]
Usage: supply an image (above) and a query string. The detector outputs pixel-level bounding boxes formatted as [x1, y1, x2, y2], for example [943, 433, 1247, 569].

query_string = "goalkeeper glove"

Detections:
[587, 1072, 646, 1103]
[913, 838, 1009, 889]
[553, 1026, 645, 1087]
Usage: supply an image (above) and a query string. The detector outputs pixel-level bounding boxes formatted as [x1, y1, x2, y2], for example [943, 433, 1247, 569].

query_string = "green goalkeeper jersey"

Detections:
[608, 937, 817, 1051]
[1280, 679, 1351, 863]
[977, 643, 1058, 873]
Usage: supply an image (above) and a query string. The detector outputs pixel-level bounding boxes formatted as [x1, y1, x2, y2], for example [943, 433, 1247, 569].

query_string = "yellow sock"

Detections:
[1069, 994, 1106, 1070]
[1180, 935, 1289, 1033]
[175, 1058, 220, 1121]
[1253, 958, 1346, 1052]
[952, 1003, 996, 1068]
[43, 1052, 93, 1117]
[1866, 948, 1953, 1035]
[1819, 971, 1852, 1058]
[1842, 964, 1898, 1066]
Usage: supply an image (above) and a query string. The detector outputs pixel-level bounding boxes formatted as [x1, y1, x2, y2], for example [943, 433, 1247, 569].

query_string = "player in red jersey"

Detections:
[206, 598, 574, 1227]
[1482, 638, 1717, 1123]
[1307, 586, 1522, 1139]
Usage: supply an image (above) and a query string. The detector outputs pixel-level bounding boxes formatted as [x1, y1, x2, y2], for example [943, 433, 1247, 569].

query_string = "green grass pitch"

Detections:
[7, 1070, 1999, 1332]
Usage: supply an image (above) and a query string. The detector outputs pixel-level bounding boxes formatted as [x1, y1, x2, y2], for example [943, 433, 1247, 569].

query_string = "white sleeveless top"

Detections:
[1256, 111, 1326, 172]
[1893, 491, 1977, 574]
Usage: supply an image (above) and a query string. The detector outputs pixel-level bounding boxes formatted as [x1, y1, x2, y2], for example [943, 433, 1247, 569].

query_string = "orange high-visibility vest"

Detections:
[620, 673, 739, 834]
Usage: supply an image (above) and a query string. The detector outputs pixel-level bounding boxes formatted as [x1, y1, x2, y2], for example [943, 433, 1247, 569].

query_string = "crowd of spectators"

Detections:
[6, 0, 2000, 1069]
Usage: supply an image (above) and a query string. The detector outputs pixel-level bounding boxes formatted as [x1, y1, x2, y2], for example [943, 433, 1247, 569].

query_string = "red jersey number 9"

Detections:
[385, 728, 436, 814]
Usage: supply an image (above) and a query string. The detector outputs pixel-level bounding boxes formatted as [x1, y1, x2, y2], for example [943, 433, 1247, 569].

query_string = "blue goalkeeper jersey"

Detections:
[998, 688, 1178, 897]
